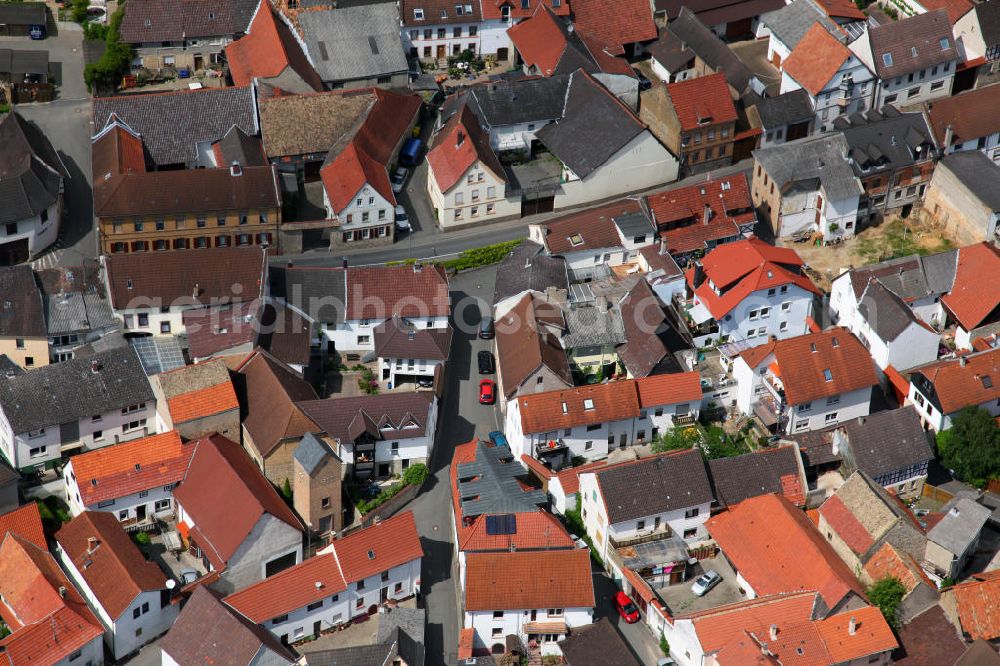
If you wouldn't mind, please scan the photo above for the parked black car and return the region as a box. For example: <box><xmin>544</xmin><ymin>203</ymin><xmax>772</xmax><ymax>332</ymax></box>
<box><xmin>477</xmin><ymin>350</ymin><xmax>495</xmax><ymax>374</ymax></box>
<box><xmin>479</xmin><ymin>315</ymin><xmax>495</xmax><ymax>339</ymax></box>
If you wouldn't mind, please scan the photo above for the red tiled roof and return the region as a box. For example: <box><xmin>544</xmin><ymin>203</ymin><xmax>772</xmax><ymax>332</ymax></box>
<box><xmin>940</xmin><ymin>243</ymin><xmax>1000</xmax><ymax>330</ymax></box>
<box><xmin>0</xmin><ymin>533</ymin><xmax>104</xmax><ymax>664</ymax></box>
<box><xmin>168</xmin><ymin>381</ymin><xmax>239</xmax><ymax>423</ymax></box>
<box><xmin>742</xmin><ymin>328</ymin><xmax>878</xmax><ymax>406</ymax></box>
<box><xmin>56</xmin><ymin>511</ymin><xmax>168</xmax><ymax>618</ymax></box>
<box><xmin>321</xmin><ymin>141</ymin><xmax>396</xmax><ymax>212</ymax></box>
<box><xmin>665</xmin><ymin>72</ymin><xmax>737</xmax><ymax>132</ymax></box>
<box><xmin>706</xmin><ymin>494</ymin><xmax>867</xmax><ymax>609</ymax></box>
<box><xmin>918</xmin><ymin>0</ymin><xmax>973</xmax><ymax>23</ymax></box>
<box><xmin>345</xmin><ymin>264</ymin><xmax>450</xmax><ymax>320</ymax></box>
<box><xmin>173</xmin><ymin>434</ymin><xmax>302</xmax><ymax>566</ymax></box>
<box><xmin>814</xmin><ymin>0</ymin><xmax>866</xmax><ymax>19</ymax></box>
<box><xmin>782</xmin><ymin>24</ymin><xmax>853</xmax><ymax>96</ymax></box>
<box><xmin>569</xmin><ymin>0</ymin><xmax>656</xmax><ymax>54</ymax></box>
<box><xmin>182</xmin><ymin>299</ymin><xmax>259</xmax><ymax>359</ymax></box>
<box><xmin>819</xmin><ymin>493</ymin><xmax>875</xmax><ymax>555</ymax></box>
<box><xmin>482</xmin><ymin>0</ymin><xmax>569</xmax><ymax>20</ymax></box>
<box><xmin>0</xmin><ymin>504</ymin><xmax>45</xmax><ymax>550</ymax></box>
<box><xmin>647</xmin><ymin>175</ymin><xmax>754</xmax><ymax>255</ymax></box>
<box><xmin>464</xmin><ymin>549</ymin><xmax>595</xmax><ymax>611</ymax></box>
<box><xmin>862</xmin><ymin>542</ymin><xmax>934</xmax><ymax>594</ymax></box>
<box><xmin>688</xmin><ymin>236</ymin><xmax>820</xmax><ymax>319</ymax></box>
<box><xmin>541</xmin><ymin>198</ymin><xmax>641</xmax><ymax>253</ymax></box>
<box><xmin>927</xmin><ymin>85</ymin><xmax>1000</xmax><ymax>146</ymax></box>
<box><xmin>691</xmin><ymin>592</ymin><xmax>820</xmax><ymax>656</ymax></box>
<box><xmin>779</xmin><ymin>473</ymin><xmax>806</xmax><ymax>507</ymax></box>
<box><xmin>554</xmin><ymin>459</ymin><xmax>614</xmax><ymax>495</ymax></box>
<box><xmin>69</xmin><ymin>431</ymin><xmax>193</xmax><ymax>508</ymax></box>
<box><xmin>517</xmin><ymin>381</ymin><xmax>640</xmax><ymax>433</ymax></box>
<box><xmin>225</xmin><ymin>1</ymin><xmax>322</xmax><ymax>91</ymax></box>
<box><xmin>911</xmin><ymin>347</ymin><xmax>1000</xmax><ymax>414</ymax></box>
<box><xmin>948</xmin><ymin>569</ymin><xmax>1000</xmax><ymax>641</ymax></box>
<box><xmin>330</xmin><ymin>511</ymin><xmax>422</xmax><ymax>584</ymax></box>
<box><xmin>815</xmin><ymin>606</ymin><xmax>899</xmax><ymax>662</ymax></box>
<box><xmin>634</xmin><ymin>372</ymin><xmax>703</xmax><ymax>407</ymax></box>
<box><xmin>508</xmin><ymin>5</ymin><xmax>569</xmax><ymax>76</ymax></box>
<box><xmin>224</xmin><ymin>552</ymin><xmax>346</xmax><ymax>623</ymax></box>
<box><xmin>91</xmin><ymin>120</ymin><xmax>146</xmax><ymax>179</ymax></box>
<box><xmin>427</xmin><ymin>104</ymin><xmax>505</xmax><ymax>193</ymax></box>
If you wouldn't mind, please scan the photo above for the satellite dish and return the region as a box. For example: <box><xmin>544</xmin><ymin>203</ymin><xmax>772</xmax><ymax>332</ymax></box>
<box><xmin>166</xmin><ymin>579</ymin><xmax>177</xmax><ymax>590</ymax></box>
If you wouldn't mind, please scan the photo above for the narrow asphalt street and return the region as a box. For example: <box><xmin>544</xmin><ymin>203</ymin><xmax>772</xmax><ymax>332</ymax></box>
<box><xmin>593</xmin><ymin>572</ymin><xmax>665</xmax><ymax>665</ymax></box>
<box><xmin>407</xmin><ymin>265</ymin><xmax>500</xmax><ymax>665</ymax></box>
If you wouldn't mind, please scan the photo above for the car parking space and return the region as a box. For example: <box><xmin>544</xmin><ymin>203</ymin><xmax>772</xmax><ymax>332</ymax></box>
<box><xmin>654</xmin><ymin>555</ymin><xmax>745</xmax><ymax>616</ymax></box>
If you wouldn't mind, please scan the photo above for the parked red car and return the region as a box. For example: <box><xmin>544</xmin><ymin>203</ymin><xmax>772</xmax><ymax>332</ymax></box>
<box><xmin>614</xmin><ymin>591</ymin><xmax>640</xmax><ymax>623</ymax></box>
<box><xmin>479</xmin><ymin>379</ymin><xmax>496</xmax><ymax>405</ymax></box>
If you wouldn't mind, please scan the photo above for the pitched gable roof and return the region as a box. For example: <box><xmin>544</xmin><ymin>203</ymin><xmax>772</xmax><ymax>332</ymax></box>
<box><xmin>569</xmin><ymin>0</ymin><xmax>656</xmax><ymax>54</ymax></box>
<box><xmin>172</xmin><ymin>434</ymin><xmax>302</xmax><ymax>568</ymax></box>
<box><xmin>910</xmin><ymin>346</ymin><xmax>1000</xmax><ymax>414</ymax></box>
<box><xmin>708</xmin><ymin>445</ymin><xmax>806</xmax><ymax>508</ymax></box>
<box><xmin>345</xmin><ymin>263</ymin><xmax>450</xmax><ymax>320</ymax></box>
<box><xmin>947</xmin><ymin>570</ymin><xmax>1000</xmax><ymax>641</ymax></box>
<box><xmin>235</xmin><ymin>350</ymin><xmax>318</xmax><ymax>457</ymax></box>
<box><xmin>707</xmin><ymin>493</ymin><xmax>867</xmax><ymax>610</ymax></box>
<box><xmin>868</xmin><ymin>9</ymin><xmax>956</xmax><ymax>78</ymax></box>
<box><xmin>940</xmin><ymin>242</ymin><xmax>1000</xmax><ymax>331</ymax></box>
<box><xmin>225</xmin><ymin>1</ymin><xmax>322</xmax><ymax>91</ymax></box>
<box><xmin>0</xmin><ymin>504</ymin><xmax>45</xmax><ymax>550</ymax></box>
<box><xmin>539</xmin><ymin>198</ymin><xmax>641</xmax><ymax>253</ymax></box>
<box><xmin>782</xmin><ymin>23</ymin><xmax>854</xmax><ymax>96</ymax></box>
<box><xmin>298</xmin><ymin>392</ymin><xmax>433</xmax><ymax>443</ymax></box>
<box><xmin>119</xmin><ymin>0</ymin><xmax>257</xmax><ymax>42</ymax></box>
<box><xmin>56</xmin><ymin>511</ymin><xmax>168</xmax><ymax>618</ymax></box>
<box><xmin>0</xmin><ymin>265</ymin><xmax>46</xmax><ymax>339</ymax></box>
<box><xmin>428</xmin><ymin>104</ymin><xmax>505</xmax><ymax>193</ymax></box>
<box><xmin>224</xmin><ymin>552</ymin><xmax>347</xmax><ymax>623</ymax></box>
<box><xmin>495</xmin><ymin>293</ymin><xmax>572</xmax><ymax>399</ymax></box>
<box><xmin>595</xmin><ymin>448</ymin><xmax>713</xmax><ymax>523</ymax></box>
<box><xmin>464</xmin><ymin>549</ymin><xmax>595</xmax><ymax>611</ymax></box>
<box><xmin>508</xmin><ymin>5</ymin><xmax>634</xmax><ymax>77</ymax></box>
<box><xmin>665</xmin><ymin>72</ymin><xmax>738</xmax><ymax>131</ymax></box>
<box><xmin>646</xmin><ymin>174</ymin><xmax>754</xmax><ymax>255</ymax></box>
<box><xmin>328</xmin><ymin>511</ymin><xmax>422</xmax><ymax>583</ymax></box>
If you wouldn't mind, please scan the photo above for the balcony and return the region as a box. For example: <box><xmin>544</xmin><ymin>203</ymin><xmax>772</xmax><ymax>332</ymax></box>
<box><xmin>609</xmin><ymin>525</ymin><xmax>673</xmax><ymax>550</ymax></box>
<box><xmin>535</xmin><ymin>439</ymin><xmax>569</xmax><ymax>457</ymax></box>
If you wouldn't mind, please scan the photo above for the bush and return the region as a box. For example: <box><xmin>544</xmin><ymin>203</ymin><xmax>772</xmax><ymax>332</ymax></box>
<box><xmin>357</xmin><ymin>366</ymin><xmax>379</xmax><ymax>395</ymax></box>
<box><xmin>660</xmin><ymin>634</ymin><xmax>670</xmax><ymax>657</ymax></box>
<box><xmin>439</xmin><ymin>239</ymin><xmax>523</xmax><ymax>272</ymax></box>
<box><xmin>356</xmin><ymin>483</ymin><xmax>405</xmax><ymax>515</ymax></box>
<box><xmin>403</xmin><ymin>463</ymin><xmax>429</xmax><ymax>486</ymax></box>
<box><xmin>83</xmin><ymin>8</ymin><xmax>132</xmax><ymax>92</ymax></box>
<box><xmin>281</xmin><ymin>478</ymin><xmax>293</xmax><ymax>500</ymax></box>
<box><xmin>133</xmin><ymin>531</ymin><xmax>152</xmax><ymax>546</ymax></box>
<box><xmin>936</xmin><ymin>406</ymin><xmax>1000</xmax><ymax>488</ymax></box>
<box><xmin>651</xmin><ymin>425</ymin><xmax>698</xmax><ymax>453</ymax></box>
<box><xmin>70</xmin><ymin>0</ymin><xmax>89</xmax><ymax>23</ymax></box>
<box><xmin>868</xmin><ymin>576</ymin><xmax>906</xmax><ymax>628</ymax></box>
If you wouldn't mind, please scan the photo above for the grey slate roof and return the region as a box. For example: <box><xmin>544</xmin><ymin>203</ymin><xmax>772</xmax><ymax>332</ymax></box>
<box><xmin>0</xmin><ymin>356</ymin><xmax>24</xmax><ymax>378</ymax></box>
<box><xmin>837</xmin><ymin>109</ymin><xmax>935</xmax><ymax>176</ymax></box>
<box><xmin>562</xmin><ymin>306</ymin><xmax>627</xmax><ymax>348</ymax></box>
<box><xmin>269</xmin><ymin>266</ymin><xmax>346</xmax><ymax>325</ymax></box>
<box><xmin>841</xmin><ymin>407</ymin><xmax>933</xmax><ymax>479</ymax></box>
<box><xmin>616</xmin><ymin>279</ymin><xmax>675</xmax><ymax>378</ymax></box>
<box><xmin>92</xmin><ymin>87</ymin><xmax>257</xmax><ymax>167</ymax></box>
<box><xmin>667</xmin><ymin>8</ymin><xmax>753</xmax><ymax>92</ymax></box>
<box><xmin>846</xmin><ymin>250</ymin><xmax>957</xmax><ymax>300</ymax></box>
<box><xmin>857</xmin><ymin>279</ymin><xmax>920</xmax><ymax>342</ymax></box>
<box><xmin>452</xmin><ymin>75</ymin><xmax>571</xmax><ymax>128</ymax></box>
<box><xmin>939</xmin><ymin>151</ymin><xmax>1000</xmax><ymax>211</ymax></box>
<box><xmin>707</xmin><ymin>445</ymin><xmax>802</xmax><ymax>508</ymax></box>
<box><xmin>746</xmin><ymin>89</ymin><xmax>814</xmax><ymax>129</ymax></box>
<box><xmin>214</xmin><ymin>126</ymin><xmax>268</xmax><ymax>168</ymax></box>
<box><xmin>0</xmin><ymin>347</ymin><xmax>153</xmax><ymax>434</ymax></box>
<box><xmin>298</xmin><ymin>5</ymin><xmax>407</xmax><ymax>84</ymax></box>
<box><xmin>0</xmin><ymin>112</ymin><xmax>65</xmax><ymax>225</ymax></box>
<box><xmin>293</xmin><ymin>432</ymin><xmax>338</xmax><ymax>475</ymax></box>
<box><xmin>0</xmin><ymin>49</ymin><xmax>48</xmax><ymax>77</ymax></box>
<box><xmin>752</xmin><ymin>133</ymin><xmax>862</xmax><ymax>202</ymax></box>
<box><xmin>868</xmin><ymin>10</ymin><xmax>957</xmax><ymax>79</ymax></box>
<box><xmin>927</xmin><ymin>496</ymin><xmax>991</xmax><ymax>556</ymax></box>
<box><xmin>0</xmin><ymin>265</ymin><xmax>46</xmax><ymax>339</ymax></box>
<box><xmin>376</xmin><ymin>607</ymin><xmax>425</xmax><ymax>666</ymax></box>
<box><xmin>456</xmin><ymin>440</ymin><xmax>547</xmax><ymax>517</ymax></box>
<box><xmin>493</xmin><ymin>241</ymin><xmax>568</xmax><ymax>305</ymax></box>
<box><xmin>761</xmin><ymin>0</ymin><xmax>842</xmax><ymax>49</ymax></box>
<box><xmin>596</xmin><ymin>448</ymin><xmax>713</xmax><ymax>524</ymax></box>
<box><xmin>44</xmin><ymin>291</ymin><xmax>116</xmax><ymax>337</ymax></box>
<box><xmin>536</xmin><ymin>70</ymin><xmax>645</xmax><ymax>179</ymax></box>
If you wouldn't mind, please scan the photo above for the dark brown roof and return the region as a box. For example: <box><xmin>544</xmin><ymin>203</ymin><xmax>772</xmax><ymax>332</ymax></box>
<box><xmin>0</xmin><ymin>265</ymin><xmax>46</xmax><ymax>339</ymax></box>
<box><xmin>298</xmin><ymin>392</ymin><xmax>434</xmax><ymax>444</ymax></box>
<box><xmin>495</xmin><ymin>293</ymin><xmax>572</xmax><ymax>399</ymax></box>
<box><xmin>893</xmin><ymin>604</ymin><xmax>968</xmax><ymax>665</ymax></box>
<box><xmin>400</xmin><ymin>0</ymin><xmax>482</xmax><ymax>26</ymax></box>
<box><xmin>119</xmin><ymin>0</ymin><xmax>258</xmax><ymax>43</ymax></box>
<box><xmin>93</xmin><ymin>164</ymin><xmax>280</xmax><ymax>218</ymax></box>
<box><xmin>869</xmin><ymin>9</ymin><xmax>957</xmax><ymax>78</ymax></box>
<box><xmin>707</xmin><ymin>445</ymin><xmax>805</xmax><ymax>508</ymax></box>
<box><xmin>259</xmin><ymin>303</ymin><xmax>312</xmax><ymax>367</ymax></box>
<box><xmin>234</xmin><ymin>350</ymin><xmax>318</xmax><ymax>458</ymax></box>
<box><xmin>104</xmin><ymin>246</ymin><xmax>266</xmax><ymax>308</ymax></box>
<box><xmin>616</xmin><ymin>279</ymin><xmax>670</xmax><ymax>378</ymax></box>
<box><xmin>541</xmin><ymin>198</ymin><xmax>642</xmax><ymax>253</ymax></box>
<box><xmin>596</xmin><ymin>448</ymin><xmax>713</xmax><ymax>523</ymax></box>
<box><xmin>172</xmin><ymin>434</ymin><xmax>302</xmax><ymax>567</ymax></box>
<box><xmin>160</xmin><ymin>586</ymin><xmax>296</xmax><ymax>665</ymax></box>
<box><xmin>373</xmin><ymin>316</ymin><xmax>453</xmax><ymax>361</ymax></box>
<box><xmin>558</xmin><ymin>619</ymin><xmax>642</xmax><ymax>666</ymax></box>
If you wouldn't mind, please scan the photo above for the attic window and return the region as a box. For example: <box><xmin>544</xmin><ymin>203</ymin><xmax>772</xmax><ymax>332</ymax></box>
<box><xmin>583</xmin><ymin>399</ymin><xmax>595</xmax><ymax>410</ymax></box>
<box><xmin>455</xmin><ymin>4</ymin><xmax>464</xmax><ymax>14</ymax></box>
<box><xmin>568</xmin><ymin>234</ymin><xmax>584</xmax><ymax>247</ymax></box>
<box><xmin>126</xmin><ymin>279</ymin><xmax>133</xmax><ymax>290</ymax></box>
<box><xmin>831</xmin><ymin>337</ymin><xmax>839</xmax><ymax>347</ymax></box>
<box><xmin>911</xmin><ymin>46</ymin><xmax>918</xmax><ymax>58</ymax></box>
<box><xmin>940</xmin><ymin>37</ymin><xmax>950</xmax><ymax>50</ymax></box>
<box><xmin>562</xmin><ymin>402</ymin><xmax>568</xmax><ymax>414</ymax></box>
<box><xmin>810</xmin><ymin>343</ymin><xmax>817</xmax><ymax>353</ymax></box>
<box><xmin>367</xmin><ymin>549</ymin><xmax>376</xmax><ymax>560</ymax></box>
<box><xmin>91</xmin><ymin>479</ymin><xmax>97</xmax><ymax>487</ymax></box>
<box><xmin>318</xmin><ymin>41</ymin><xmax>329</xmax><ymax>61</ymax></box>
<box><xmin>521</xmin><ymin>0</ymin><xmax>529</xmax><ymax>8</ymax></box>
<box><xmin>134</xmin><ymin>463</ymin><xmax>141</xmax><ymax>472</ymax></box>
<box><xmin>982</xmin><ymin>375</ymin><xmax>993</xmax><ymax>389</ymax></box>
<box><xmin>144</xmin><ymin>18</ymin><xmax>151</xmax><ymax>27</ymax></box>
<box><xmin>208</xmin><ymin>11</ymin><xmax>215</xmax><ymax>19</ymax></box>
<box><xmin>882</xmin><ymin>53</ymin><xmax>893</xmax><ymax>67</ymax></box>
<box><xmin>823</xmin><ymin>369</ymin><xmax>833</xmax><ymax>382</ymax></box>
<box><xmin>413</xmin><ymin>7</ymin><xmax>424</xmax><ymax>19</ymax></box>
<box><xmin>721</xmin><ymin>180</ymin><xmax>731</xmax><ymax>191</ymax></box>
<box><xmin>440</xmin><ymin>8</ymin><xmax>447</xmax><ymax>18</ymax></box>
<box><xmin>465</xmin><ymin>3</ymin><xmax>473</xmax><ymax>10</ymax></box>
<box><xmin>2</xmin><ymin>301</ymin><xmax>9</xmax><ymax>309</ymax></box>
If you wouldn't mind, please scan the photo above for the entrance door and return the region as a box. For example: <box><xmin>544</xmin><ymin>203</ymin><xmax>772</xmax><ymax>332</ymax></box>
<box><xmin>530</xmin><ymin>610</ymin><xmax>537</xmax><ymax>621</ymax></box>
<box><xmin>313</xmin><ymin>620</ymin><xmax>322</xmax><ymax>637</ymax></box>
<box><xmin>380</xmin><ymin>587</ymin><xmax>389</xmax><ymax>603</ymax></box>
<box><xmin>436</xmin><ymin>45</ymin><xmax>446</xmax><ymax>59</ymax></box>
<box><xmin>619</xmin><ymin>434</ymin><xmax>627</xmax><ymax>449</ymax></box>
<box><xmin>378</xmin><ymin>463</ymin><xmax>390</xmax><ymax>477</ymax></box>
<box><xmin>136</xmin><ymin>505</ymin><xmax>147</xmax><ymax>522</ymax></box>
<box><xmin>194</xmin><ymin>55</ymin><xmax>204</xmax><ymax>70</ymax></box>
<box><xmin>497</xmin><ymin>47</ymin><xmax>509</xmax><ymax>61</ymax></box>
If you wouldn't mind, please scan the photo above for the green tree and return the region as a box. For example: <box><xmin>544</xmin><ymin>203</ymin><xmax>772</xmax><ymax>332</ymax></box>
<box><xmin>281</xmin><ymin>478</ymin><xmax>293</xmax><ymax>500</ymax></box>
<box><xmin>936</xmin><ymin>406</ymin><xmax>1000</xmax><ymax>487</ymax></box>
<box><xmin>83</xmin><ymin>8</ymin><xmax>132</xmax><ymax>92</ymax></box>
<box><xmin>403</xmin><ymin>463</ymin><xmax>429</xmax><ymax>486</ymax></box>
<box><xmin>660</xmin><ymin>633</ymin><xmax>670</xmax><ymax>657</ymax></box>
<box><xmin>868</xmin><ymin>576</ymin><xmax>906</xmax><ymax>628</ymax></box>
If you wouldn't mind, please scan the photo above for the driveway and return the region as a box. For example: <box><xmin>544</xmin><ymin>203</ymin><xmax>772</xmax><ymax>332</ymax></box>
<box><xmin>6</xmin><ymin>22</ymin><xmax>96</xmax><ymax>269</ymax></box>
<box><xmin>407</xmin><ymin>265</ymin><xmax>500</xmax><ymax>666</ymax></box>
<box><xmin>593</xmin><ymin>570</ymin><xmax>665</xmax><ymax>665</ymax></box>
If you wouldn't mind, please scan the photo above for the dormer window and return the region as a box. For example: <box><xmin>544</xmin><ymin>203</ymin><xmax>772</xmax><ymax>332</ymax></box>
<box><xmin>940</xmin><ymin>37</ymin><xmax>950</xmax><ymax>50</ymax></box>
<box><xmin>521</xmin><ymin>0</ymin><xmax>529</xmax><ymax>8</ymax></box>
<box><xmin>568</xmin><ymin>233</ymin><xmax>584</xmax><ymax>247</ymax></box>
<box><xmin>413</xmin><ymin>7</ymin><xmax>424</xmax><ymax>19</ymax></box>
<box><xmin>583</xmin><ymin>399</ymin><xmax>594</xmax><ymax>410</ymax></box>
<box><xmin>823</xmin><ymin>369</ymin><xmax>833</xmax><ymax>382</ymax></box>
<box><xmin>882</xmin><ymin>53</ymin><xmax>893</xmax><ymax>67</ymax></box>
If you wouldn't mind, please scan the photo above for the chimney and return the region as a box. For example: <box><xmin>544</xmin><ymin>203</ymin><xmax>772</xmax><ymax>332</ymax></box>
<box><xmin>944</xmin><ymin>123</ymin><xmax>954</xmax><ymax>148</ymax></box>
<box><xmin>87</xmin><ymin>536</ymin><xmax>99</xmax><ymax>555</ymax></box>
<box><xmin>192</xmin><ymin>283</ymin><xmax>200</xmax><ymax>299</ymax></box>
<box><xmin>456</xmin><ymin>130</ymin><xmax>465</xmax><ymax>148</ymax></box>
<box><xmin>703</xmin><ymin>204</ymin><xmax>713</xmax><ymax>225</ymax></box>
<box><xmin>692</xmin><ymin>262</ymin><xmax>706</xmax><ymax>289</ymax></box>
<box><xmin>848</xmin><ymin>616</ymin><xmax>857</xmax><ymax>636</ymax></box>
<box><xmin>769</xmin><ymin>624</ymin><xmax>778</xmax><ymax>641</ymax></box>
<box><xmin>230</xmin><ymin>163</ymin><xmax>243</xmax><ymax>177</ymax></box>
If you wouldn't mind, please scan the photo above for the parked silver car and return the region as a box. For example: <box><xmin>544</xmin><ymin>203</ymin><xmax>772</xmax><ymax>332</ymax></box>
<box><xmin>690</xmin><ymin>570</ymin><xmax>722</xmax><ymax>597</ymax></box>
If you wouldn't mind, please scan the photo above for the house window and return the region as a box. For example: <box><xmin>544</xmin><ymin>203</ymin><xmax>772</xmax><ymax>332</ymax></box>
<box><xmin>637</xmin><ymin>520</ymin><xmax>646</xmax><ymax>530</ymax></box>
<box><xmin>584</xmin><ymin>441</ymin><xmax>593</xmax><ymax>451</ymax></box>
<box><xmin>492</xmin><ymin>628</ymin><xmax>504</xmax><ymax>637</ymax></box>
<box><xmin>357</xmin><ymin>580</ymin><xmax>365</xmax><ymax>590</ymax></box>
<box><xmin>797</xmin><ymin>402</ymin><xmax>811</xmax><ymax>412</ymax></box>
<box><xmin>586</xmin><ymin>424</ymin><xmax>600</xmax><ymax>432</ymax></box>
<box><xmin>548</xmin><ymin>609</ymin><xmax>564</xmax><ymax>617</ymax></box>
<box><xmin>321</xmin><ymin>497</ymin><xmax>331</xmax><ymax>509</ymax></box>
<box><xmin>272</xmin><ymin>614</ymin><xmax>289</xmax><ymax>625</ymax></box>
<box><xmin>155</xmin><ymin>499</ymin><xmax>170</xmax><ymax>512</ymax></box>
<box><xmin>391</xmin><ymin>442</ymin><xmax>399</xmax><ymax>456</ymax></box>
<box><xmin>685</xmin><ymin>507</ymin><xmax>699</xmax><ymax>519</ymax></box>
<box><xmin>160</xmin><ymin>321</ymin><xmax>171</xmax><ymax>334</ymax></box>
<box><xmin>825</xmin><ymin>412</ymin><xmax>839</xmax><ymax>423</ymax></box>
<box><xmin>493</xmin><ymin>611</ymin><xmax>504</xmax><ymax>619</ymax></box>
<box><xmin>307</xmin><ymin>600</ymin><xmax>323</xmax><ymax>611</ymax></box>
<box><xmin>137</xmin><ymin>313</ymin><xmax>149</xmax><ymax>327</ymax></box>
<box><xmin>29</xmin><ymin>445</ymin><xmax>46</xmax><ymax>458</ymax></box>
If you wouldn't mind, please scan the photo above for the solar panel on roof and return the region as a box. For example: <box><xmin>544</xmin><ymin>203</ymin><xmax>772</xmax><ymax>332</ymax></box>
<box><xmin>485</xmin><ymin>514</ymin><xmax>517</xmax><ymax>535</ymax></box>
